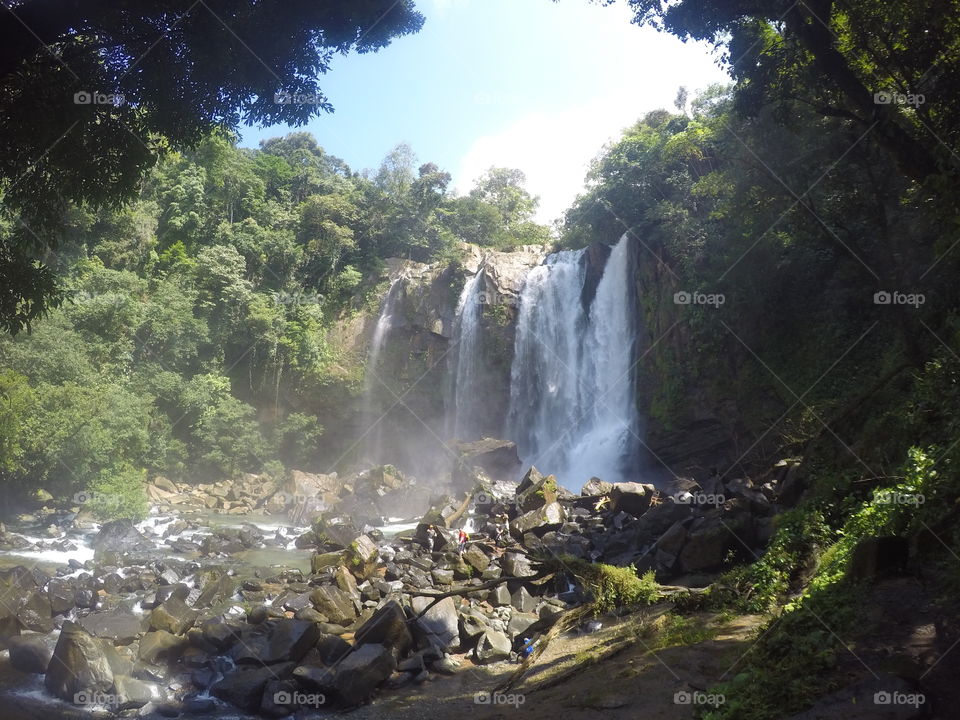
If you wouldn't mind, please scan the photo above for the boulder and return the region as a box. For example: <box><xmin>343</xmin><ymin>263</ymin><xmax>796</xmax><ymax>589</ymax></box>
<box><xmin>44</xmin><ymin>621</ymin><xmax>114</xmax><ymax>702</ymax></box>
<box><xmin>230</xmin><ymin>619</ymin><xmax>321</xmax><ymax>665</ymax></box>
<box><xmin>92</xmin><ymin>519</ymin><xmax>153</xmax><ymax>558</ymax></box>
<box><xmin>503</xmin><ymin>552</ymin><xmax>537</xmax><ymax>578</ymax></box>
<box><xmin>138</xmin><ymin>630</ymin><xmax>189</xmax><ymax>664</ymax></box>
<box><xmin>461</xmin><ymin>545</ymin><xmax>490</xmax><ymax>573</ymax></box>
<box><xmin>114</xmin><ymin>674</ymin><xmax>154</xmax><ymax>709</ymax></box>
<box><xmin>411</xmin><ymin>596</ymin><xmax>459</xmax><ymax>650</ymax></box>
<box><xmin>310</xmin><ymin>585</ymin><xmax>357</xmax><ymax>626</ymax></box>
<box><xmin>679</xmin><ymin>517</ymin><xmax>730</xmax><ymax>572</ymax></box>
<box><xmin>510</xmin><ymin>586</ymin><xmax>536</xmax><ymax>614</ymax></box>
<box><xmin>201</xmin><ymin>618</ymin><xmax>242</xmax><ymax>651</ymax></box>
<box><xmin>581</xmin><ymin>477</ymin><xmax>613</xmax><ymax>496</ymax></box>
<box><xmin>311</xmin><ymin>550</ymin><xmax>345</xmax><ymax>574</ymax></box>
<box><xmin>516</xmin><ymin>470</ymin><xmax>559</xmax><ymax>513</ymax></box>
<box><xmin>78</xmin><ymin>607</ymin><xmax>143</xmax><ymax>645</ymax></box>
<box><xmin>148</xmin><ymin>596</ymin><xmax>198</xmax><ymax>635</ymax></box>
<box><xmin>473</xmin><ymin>629</ymin><xmax>511</xmax><ymax>664</ymax></box>
<box><xmin>8</xmin><ymin>633</ymin><xmax>56</xmax><ymax>673</ymax></box>
<box><xmin>510</xmin><ymin>501</ymin><xmax>565</xmax><ymax>536</ymax></box>
<box><xmin>331</xmin><ymin>643</ymin><xmax>396</xmax><ymax>706</ymax></box>
<box><xmin>354</xmin><ymin>600</ymin><xmax>413</xmax><ymax>661</ymax></box>
<box><xmin>609</xmin><ymin>482</ymin><xmax>656</xmax><ymax>517</ymax></box>
<box><xmin>211</xmin><ymin>663</ymin><xmax>294</xmax><ymax>712</ymax></box>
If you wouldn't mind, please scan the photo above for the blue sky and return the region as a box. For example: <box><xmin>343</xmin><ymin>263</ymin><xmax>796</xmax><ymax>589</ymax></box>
<box><xmin>239</xmin><ymin>0</ymin><xmax>730</xmax><ymax>223</ymax></box>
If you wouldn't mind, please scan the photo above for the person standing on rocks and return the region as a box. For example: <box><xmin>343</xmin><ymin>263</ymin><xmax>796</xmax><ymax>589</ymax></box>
<box><xmin>457</xmin><ymin>528</ymin><xmax>468</xmax><ymax>554</ymax></box>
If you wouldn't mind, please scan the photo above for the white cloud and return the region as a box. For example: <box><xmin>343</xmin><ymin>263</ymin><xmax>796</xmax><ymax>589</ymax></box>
<box><xmin>456</xmin><ymin>29</ymin><xmax>729</xmax><ymax>225</ymax></box>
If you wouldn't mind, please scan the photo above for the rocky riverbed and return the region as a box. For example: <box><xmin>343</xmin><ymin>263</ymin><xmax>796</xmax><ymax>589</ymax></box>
<box><xmin>0</xmin><ymin>440</ymin><xmax>795</xmax><ymax>718</ymax></box>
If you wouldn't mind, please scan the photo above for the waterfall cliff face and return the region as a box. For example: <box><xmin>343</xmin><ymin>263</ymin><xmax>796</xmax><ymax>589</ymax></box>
<box><xmin>507</xmin><ymin>235</ymin><xmax>639</xmax><ymax>488</ymax></box>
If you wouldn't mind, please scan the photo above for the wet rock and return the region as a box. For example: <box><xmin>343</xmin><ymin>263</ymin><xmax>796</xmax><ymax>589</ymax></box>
<box><xmin>8</xmin><ymin>633</ymin><xmax>56</xmax><ymax>673</ymax></box>
<box><xmin>44</xmin><ymin>620</ymin><xmax>114</xmax><ymax>702</ymax></box>
<box><xmin>114</xmin><ymin>674</ymin><xmax>154</xmax><ymax>709</ymax></box>
<box><xmin>310</xmin><ymin>585</ymin><xmax>357</xmax><ymax>626</ymax></box>
<box><xmin>310</xmin><ymin>550</ymin><xmax>345</xmax><ymax>574</ymax></box>
<box><xmin>230</xmin><ymin>619</ymin><xmax>321</xmax><ymax>665</ymax></box>
<box><xmin>148</xmin><ymin>596</ymin><xmax>198</xmax><ymax>635</ymax></box>
<box><xmin>473</xmin><ymin>629</ymin><xmax>511</xmax><ymax>664</ymax></box>
<box><xmin>17</xmin><ymin>590</ymin><xmax>53</xmax><ymax>632</ymax></box>
<box><xmin>78</xmin><ymin>607</ymin><xmax>143</xmax><ymax>645</ymax></box>
<box><xmin>47</xmin><ymin>577</ymin><xmax>77</xmax><ymax>614</ymax></box>
<box><xmin>93</xmin><ymin>519</ymin><xmax>153</xmax><ymax>558</ymax></box>
<box><xmin>313</xmin><ymin>516</ymin><xmax>360</xmax><ymax>549</ymax></box>
<box><xmin>354</xmin><ymin>600</ymin><xmax>413</xmax><ymax>661</ymax></box>
<box><xmin>138</xmin><ymin>630</ymin><xmax>189</xmax><ymax>664</ymax></box>
<box><xmin>211</xmin><ymin>662</ymin><xmax>294</xmax><ymax>712</ymax></box>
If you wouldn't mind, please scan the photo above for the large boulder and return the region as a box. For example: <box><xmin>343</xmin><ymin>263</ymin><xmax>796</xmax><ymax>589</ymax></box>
<box><xmin>353</xmin><ymin>600</ymin><xmax>413</xmax><ymax>661</ymax></box>
<box><xmin>502</xmin><ymin>552</ymin><xmax>537</xmax><ymax>578</ymax></box>
<box><xmin>8</xmin><ymin>633</ymin><xmax>56</xmax><ymax>673</ymax></box>
<box><xmin>211</xmin><ymin>663</ymin><xmax>294</xmax><ymax>712</ymax></box>
<box><xmin>516</xmin><ymin>468</ymin><xmax>559</xmax><ymax>512</ymax></box>
<box><xmin>138</xmin><ymin>630</ymin><xmax>189</xmax><ymax>664</ymax></box>
<box><xmin>310</xmin><ymin>585</ymin><xmax>357</xmax><ymax>626</ymax></box>
<box><xmin>411</xmin><ymin>596</ymin><xmax>459</xmax><ymax>650</ymax></box>
<box><xmin>78</xmin><ymin>607</ymin><xmax>143</xmax><ymax>646</ymax></box>
<box><xmin>473</xmin><ymin>629</ymin><xmax>511</xmax><ymax>664</ymax></box>
<box><xmin>92</xmin><ymin>519</ymin><xmax>153</xmax><ymax>558</ymax></box>
<box><xmin>148</xmin><ymin>596</ymin><xmax>198</xmax><ymax>635</ymax></box>
<box><xmin>230</xmin><ymin>619</ymin><xmax>321</xmax><ymax>665</ymax></box>
<box><xmin>510</xmin><ymin>501</ymin><xmax>565</xmax><ymax>537</ymax></box>
<box><xmin>331</xmin><ymin>643</ymin><xmax>396</xmax><ymax>706</ymax></box>
<box><xmin>609</xmin><ymin>482</ymin><xmax>656</xmax><ymax>517</ymax></box>
<box><xmin>44</xmin><ymin>621</ymin><xmax>114</xmax><ymax>702</ymax></box>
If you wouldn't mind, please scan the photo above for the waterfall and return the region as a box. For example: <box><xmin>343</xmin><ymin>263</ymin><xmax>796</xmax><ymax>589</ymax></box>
<box><xmin>507</xmin><ymin>235</ymin><xmax>638</xmax><ymax>488</ymax></box>
<box><xmin>446</xmin><ymin>272</ymin><xmax>486</xmax><ymax>440</ymax></box>
<box><xmin>362</xmin><ymin>278</ymin><xmax>404</xmax><ymax>464</ymax></box>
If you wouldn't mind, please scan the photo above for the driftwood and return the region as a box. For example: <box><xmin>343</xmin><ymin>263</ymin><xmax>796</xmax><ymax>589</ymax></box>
<box><xmin>443</xmin><ymin>493</ymin><xmax>473</xmax><ymax>528</ymax></box>
<box><xmin>408</xmin><ymin>570</ymin><xmax>554</xmax><ymax>620</ymax></box>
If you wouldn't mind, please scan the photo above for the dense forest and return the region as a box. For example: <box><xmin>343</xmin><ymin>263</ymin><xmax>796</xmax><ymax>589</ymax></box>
<box><xmin>0</xmin><ymin>131</ymin><xmax>550</xmax><ymax>517</ymax></box>
<box><xmin>1</xmin><ymin>0</ymin><xmax>960</xmax><ymax>719</ymax></box>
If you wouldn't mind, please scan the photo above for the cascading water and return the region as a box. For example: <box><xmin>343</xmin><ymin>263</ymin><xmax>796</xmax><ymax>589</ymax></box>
<box><xmin>446</xmin><ymin>271</ymin><xmax>485</xmax><ymax>439</ymax></box>
<box><xmin>507</xmin><ymin>234</ymin><xmax>639</xmax><ymax>488</ymax></box>
<box><xmin>362</xmin><ymin>277</ymin><xmax>404</xmax><ymax>464</ymax></box>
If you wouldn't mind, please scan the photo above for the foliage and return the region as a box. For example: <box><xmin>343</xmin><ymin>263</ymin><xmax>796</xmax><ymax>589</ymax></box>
<box><xmin>85</xmin><ymin>465</ymin><xmax>149</xmax><ymax>522</ymax></box>
<box><xmin>559</xmin><ymin>556</ymin><xmax>660</xmax><ymax>612</ymax></box>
